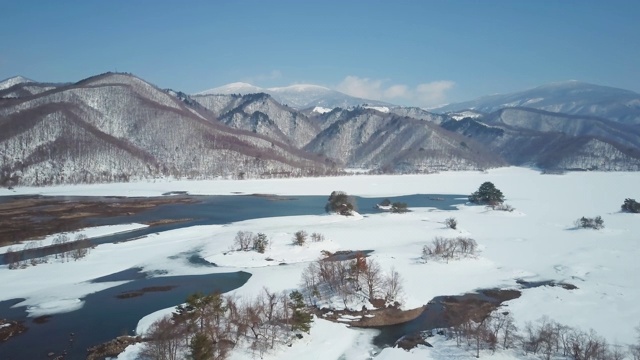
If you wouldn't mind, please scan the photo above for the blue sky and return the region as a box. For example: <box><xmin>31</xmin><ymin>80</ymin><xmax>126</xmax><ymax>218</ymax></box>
<box><xmin>1</xmin><ymin>0</ymin><xmax>638</xmax><ymax>106</ymax></box>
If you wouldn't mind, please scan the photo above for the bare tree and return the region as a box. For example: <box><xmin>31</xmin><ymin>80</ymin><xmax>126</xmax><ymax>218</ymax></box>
<box><xmin>140</xmin><ymin>316</ymin><xmax>183</xmax><ymax>360</ymax></box>
<box><xmin>234</xmin><ymin>231</ymin><xmax>253</xmax><ymax>251</ymax></box>
<box><xmin>300</xmin><ymin>262</ymin><xmax>320</xmax><ymax>304</ymax></box>
<box><xmin>383</xmin><ymin>267</ymin><xmax>403</xmax><ymax>304</ymax></box>
<box><xmin>311</xmin><ymin>232</ymin><xmax>325</xmax><ymax>242</ymax></box>
<box><xmin>362</xmin><ymin>259</ymin><xmax>383</xmax><ymax>301</ymax></box>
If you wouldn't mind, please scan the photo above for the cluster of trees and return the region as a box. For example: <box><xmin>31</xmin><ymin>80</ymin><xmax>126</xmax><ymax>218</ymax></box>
<box><xmin>300</xmin><ymin>255</ymin><xmax>403</xmax><ymax>308</ymax></box>
<box><xmin>325</xmin><ymin>191</ymin><xmax>357</xmax><ymax>216</ymax></box>
<box><xmin>4</xmin><ymin>233</ymin><xmax>93</xmax><ymax>269</ymax></box>
<box><xmin>234</xmin><ymin>231</ymin><xmax>269</xmax><ymax>254</ymax></box>
<box><xmin>422</xmin><ymin>236</ymin><xmax>478</xmax><ymax>263</ymax></box>
<box><xmin>469</xmin><ymin>182</ymin><xmax>505</xmax><ymax>205</ymax></box>
<box><xmin>291</xmin><ymin>231</ymin><xmax>325</xmax><ymax>246</ymax></box>
<box><xmin>444</xmin><ymin>312</ymin><xmax>640</xmax><ymax>360</ymax></box>
<box><xmin>622</xmin><ymin>198</ymin><xmax>640</xmax><ymax>213</ymax></box>
<box><xmin>575</xmin><ymin>216</ymin><xmax>605</xmax><ymax>230</ymax></box>
<box><xmin>141</xmin><ymin>289</ymin><xmax>313</xmax><ymax>360</ymax></box>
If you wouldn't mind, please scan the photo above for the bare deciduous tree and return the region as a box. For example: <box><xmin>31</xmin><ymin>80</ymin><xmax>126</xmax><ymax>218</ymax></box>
<box><xmin>383</xmin><ymin>267</ymin><xmax>403</xmax><ymax>304</ymax></box>
<box><xmin>234</xmin><ymin>231</ymin><xmax>253</xmax><ymax>251</ymax></box>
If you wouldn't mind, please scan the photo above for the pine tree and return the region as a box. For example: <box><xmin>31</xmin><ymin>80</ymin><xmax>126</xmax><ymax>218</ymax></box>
<box><xmin>469</xmin><ymin>182</ymin><xmax>505</xmax><ymax>204</ymax></box>
<box><xmin>622</xmin><ymin>198</ymin><xmax>640</xmax><ymax>213</ymax></box>
<box><xmin>189</xmin><ymin>332</ymin><xmax>213</xmax><ymax>360</ymax></box>
<box><xmin>289</xmin><ymin>290</ymin><xmax>313</xmax><ymax>333</ymax></box>
<box><xmin>325</xmin><ymin>191</ymin><xmax>356</xmax><ymax>215</ymax></box>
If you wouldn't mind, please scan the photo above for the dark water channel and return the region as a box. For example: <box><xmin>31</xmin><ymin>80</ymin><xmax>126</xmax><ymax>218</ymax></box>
<box><xmin>0</xmin><ymin>193</ymin><xmax>466</xmax><ymax>358</ymax></box>
<box><xmin>87</xmin><ymin>193</ymin><xmax>465</xmax><ymax>244</ymax></box>
<box><xmin>3</xmin><ymin>194</ymin><xmax>466</xmax><ymax>263</ymax></box>
<box><xmin>0</xmin><ymin>271</ymin><xmax>251</xmax><ymax>360</ymax></box>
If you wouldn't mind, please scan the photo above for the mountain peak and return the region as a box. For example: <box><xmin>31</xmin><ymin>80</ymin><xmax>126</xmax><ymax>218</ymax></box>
<box><xmin>0</xmin><ymin>75</ymin><xmax>34</xmax><ymax>91</ymax></box>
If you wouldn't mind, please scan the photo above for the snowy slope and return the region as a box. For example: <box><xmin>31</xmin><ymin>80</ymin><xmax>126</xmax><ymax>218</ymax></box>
<box><xmin>432</xmin><ymin>80</ymin><xmax>640</xmax><ymax>125</ymax></box>
<box><xmin>0</xmin><ymin>75</ymin><xmax>34</xmax><ymax>91</ymax></box>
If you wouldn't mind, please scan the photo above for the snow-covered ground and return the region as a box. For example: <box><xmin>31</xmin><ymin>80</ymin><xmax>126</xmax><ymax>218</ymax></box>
<box><xmin>1</xmin><ymin>167</ymin><xmax>639</xmax><ymax>359</ymax></box>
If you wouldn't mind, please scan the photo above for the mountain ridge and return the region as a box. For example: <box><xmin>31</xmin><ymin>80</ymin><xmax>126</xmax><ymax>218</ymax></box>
<box><xmin>431</xmin><ymin>80</ymin><xmax>640</xmax><ymax>125</ymax></box>
<box><xmin>196</xmin><ymin>82</ymin><xmax>392</xmax><ymax>109</ymax></box>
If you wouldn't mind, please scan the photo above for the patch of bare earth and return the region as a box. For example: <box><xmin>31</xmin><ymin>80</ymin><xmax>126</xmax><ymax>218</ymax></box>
<box><xmin>0</xmin><ymin>319</ymin><xmax>27</xmax><ymax>342</ymax></box>
<box><xmin>86</xmin><ymin>335</ymin><xmax>144</xmax><ymax>360</ymax></box>
<box><xmin>0</xmin><ymin>196</ymin><xmax>196</xmax><ymax>247</ymax></box>
<box><xmin>313</xmin><ymin>304</ymin><xmax>426</xmax><ymax>327</ymax></box>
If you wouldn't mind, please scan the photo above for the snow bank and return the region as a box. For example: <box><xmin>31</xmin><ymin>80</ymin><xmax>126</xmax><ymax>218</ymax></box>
<box><xmin>26</xmin><ymin>298</ymin><xmax>84</xmax><ymax>317</ymax></box>
<box><xmin>227</xmin><ymin>317</ymin><xmax>377</xmax><ymax>360</ymax></box>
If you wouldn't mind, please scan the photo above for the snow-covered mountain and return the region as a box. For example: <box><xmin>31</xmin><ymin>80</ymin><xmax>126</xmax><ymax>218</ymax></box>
<box><xmin>442</xmin><ymin>110</ymin><xmax>640</xmax><ymax>171</ymax></box>
<box><xmin>0</xmin><ymin>76</ymin><xmax>34</xmax><ymax>91</ymax></box>
<box><xmin>0</xmin><ymin>73</ymin><xmax>337</xmax><ymax>186</ymax></box>
<box><xmin>304</xmin><ymin>107</ymin><xmax>506</xmax><ymax>172</ymax></box>
<box><xmin>432</xmin><ymin>81</ymin><xmax>640</xmax><ymax>125</ymax></box>
<box><xmin>2</xmin><ymin>71</ymin><xmax>639</xmax><ymax>187</ymax></box>
<box><xmin>192</xmin><ymin>93</ymin><xmax>320</xmax><ymax>148</ymax></box>
<box><xmin>197</xmin><ymin>82</ymin><xmax>393</xmax><ymax>110</ymax></box>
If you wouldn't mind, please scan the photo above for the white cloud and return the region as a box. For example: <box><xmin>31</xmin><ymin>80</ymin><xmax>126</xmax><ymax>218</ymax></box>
<box><xmin>335</xmin><ymin>76</ymin><xmax>384</xmax><ymax>100</ymax></box>
<box><xmin>336</xmin><ymin>76</ymin><xmax>455</xmax><ymax>107</ymax></box>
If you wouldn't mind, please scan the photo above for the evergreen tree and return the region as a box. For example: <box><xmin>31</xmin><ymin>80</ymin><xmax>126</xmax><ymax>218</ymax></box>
<box><xmin>325</xmin><ymin>191</ymin><xmax>356</xmax><ymax>215</ymax></box>
<box><xmin>289</xmin><ymin>290</ymin><xmax>313</xmax><ymax>333</ymax></box>
<box><xmin>622</xmin><ymin>198</ymin><xmax>640</xmax><ymax>213</ymax></box>
<box><xmin>189</xmin><ymin>332</ymin><xmax>213</xmax><ymax>360</ymax></box>
<box><xmin>469</xmin><ymin>182</ymin><xmax>505</xmax><ymax>204</ymax></box>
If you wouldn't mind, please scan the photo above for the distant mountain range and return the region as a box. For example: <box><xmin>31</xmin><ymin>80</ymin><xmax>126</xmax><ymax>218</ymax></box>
<box><xmin>1</xmin><ymin>73</ymin><xmax>639</xmax><ymax>186</ymax></box>
<box><xmin>197</xmin><ymin>82</ymin><xmax>392</xmax><ymax>109</ymax></box>
<box><xmin>431</xmin><ymin>80</ymin><xmax>640</xmax><ymax>125</ymax></box>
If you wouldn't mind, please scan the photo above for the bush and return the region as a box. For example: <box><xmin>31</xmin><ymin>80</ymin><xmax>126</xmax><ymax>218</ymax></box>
<box><xmin>622</xmin><ymin>198</ymin><xmax>640</xmax><ymax>213</ymax></box>
<box><xmin>422</xmin><ymin>236</ymin><xmax>477</xmax><ymax>262</ymax></box>
<box><xmin>293</xmin><ymin>230</ymin><xmax>308</xmax><ymax>246</ymax></box>
<box><xmin>390</xmin><ymin>202</ymin><xmax>409</xmax><ymax>213</ymax></box>
<box><xmin>488</xmin><ymin>203</ymin><xmax>515</xmax><ymax>212</ymax></box>
<box><xmin>575</xmin><ymin>216</ymin><xmax>604</xmax><ymax>230</ymax></box>
<box><xmin>310</xmin><ymin>232</ymin><xmax>325</xmax><ymax>242</ymax></box>
<box><xmin>469</xmin><ymin>182</ymin><xmax>504</xmax><ymax>205</ymax></box>
<box><xmin>326</xmin><ymin>191</ymin><xmax>356</xmax><ymax>216</ymax></box>
<box><xmin>252</xmin><ymin>233</ymin><xmax>269</xmax><ymax>253</ymax></box>
<box><xmin>379</xmin><ymin>199</ymin><xmax>391</xmax><ymax>207</ymax></box>
<box><xmin>445</xmin><ymin>217</ymin><xmax>457</xmax><ymax>230</ymax></box>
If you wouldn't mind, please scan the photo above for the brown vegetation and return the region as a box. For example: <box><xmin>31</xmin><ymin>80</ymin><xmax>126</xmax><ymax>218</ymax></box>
<box><xmin>422</xmin><ymin>236</ymin><xmax>478</xmax><ymax>263</ymax></box>
<box><xmin>115</xmin><ymin>286</ymin><xmax>177</xmax><ymax>299</ymax></box>
<box><xmin>0</xmin><ymin>195</ymin><xmax>195</xmax><ymax>248</ymax></box>
<box><xmin>0</xmin><ymin>319</ymin><xmax>27</xmax><ymax>342</ymax></box>
<box><xmin>86</xmin><ymin>335</ymin><xmax>143</xmax><ymax>360</ymax></box>
<box><xmin>138</xmin><ymin>288</ymin><xmax>314</xmax><ymax>360</ymax></box>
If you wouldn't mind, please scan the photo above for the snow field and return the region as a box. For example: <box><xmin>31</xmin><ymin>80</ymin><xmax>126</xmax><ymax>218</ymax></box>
<box><xmin>1</xmin><ymin>167</ymin><xmax>639</xmax><ymax>359</ymax></box>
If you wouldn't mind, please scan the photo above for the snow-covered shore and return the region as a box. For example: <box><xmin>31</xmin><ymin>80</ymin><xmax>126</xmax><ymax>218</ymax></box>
<box><xmin>1</xmin><ymin>167</ymin><xmax>639</xmax><ymax>359</ymax></box>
